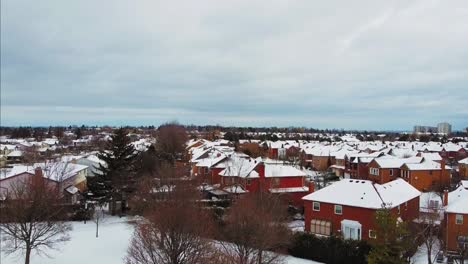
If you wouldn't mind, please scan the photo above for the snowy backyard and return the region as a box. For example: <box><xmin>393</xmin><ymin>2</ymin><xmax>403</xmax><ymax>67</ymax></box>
<box><xmin>1</xmin><ymin>217</ymin><xmax>321</xmax><ymax>264</ymax></box>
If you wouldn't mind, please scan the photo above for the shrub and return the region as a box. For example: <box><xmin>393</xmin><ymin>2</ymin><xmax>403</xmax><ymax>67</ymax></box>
<box><xmin>288</xmin><ymin>233</ymin><xmax>372</xmax><ymax>264</ymax></box>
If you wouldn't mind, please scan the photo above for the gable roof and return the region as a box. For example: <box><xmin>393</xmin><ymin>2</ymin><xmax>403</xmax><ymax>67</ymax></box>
<box><xmin>446</xmin><ymin>181</ymin><xmax>468</xmax><ymax>214</ymax></box>
<box><xmin>302</xmin><ymin>178</ymin><xmax>420</xmax><ymax>210</ymax></box>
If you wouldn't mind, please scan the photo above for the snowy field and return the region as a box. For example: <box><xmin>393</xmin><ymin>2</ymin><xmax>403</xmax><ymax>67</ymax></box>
<box><xmin>1</xmin><ymin>217</ymin><xmax>321</xmax><ymax>264</ymax></box>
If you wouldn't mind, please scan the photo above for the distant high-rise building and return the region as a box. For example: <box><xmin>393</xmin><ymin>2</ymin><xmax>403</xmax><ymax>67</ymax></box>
<box><xmin>413</xmin><ymin>125</ymin><xmax>437</xmax><ymax>134</ymax></box>
<box><xmin>437</xmin><ymin>122</ymin><xmax>452</xmax><ymax>135</ymax></box>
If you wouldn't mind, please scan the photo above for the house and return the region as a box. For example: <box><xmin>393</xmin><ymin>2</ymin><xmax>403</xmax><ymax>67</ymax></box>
<box><xmin>444</xmin><ymin>181</ymin><xmax>468</xmax><ymax>256</ymax></box>
<box><xmin>0</xmin><ymin>162</ymin><xmax>89</xmax><ymax>202</ymax></box>
<box><xmin>219</xmin><ymin>158</ymin><xmax>309</xmax><ymax>207</ymax></box>
<box><xmin>459</xmin><ymin>158</ymin><xmax>468</xmax><ymax>180</ymax></box>
<box><xmin>400</xmin><ymin>159</ymin><xmax>450</xmax><ymax>192</ymax></box>
<box><xmin>367</xmin><ymin>157</ymin><xmax>423</xmax><ymax>185</ymax></box>
<box><xmin>302</xmin><ymin>178</ymin><xmax>420</xmax><ymax>241</ymax></box>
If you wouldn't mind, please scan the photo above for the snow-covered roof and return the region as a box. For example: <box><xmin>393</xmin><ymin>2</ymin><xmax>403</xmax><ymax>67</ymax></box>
<box><xmin>403</xmin><ymin>160</ymin><xmax>448</xmax><ymax>171</ymax></box>
<box><xmin>33</xmin><ymin>162</ymin><xmax>88</xmax><ymax>182</ymax></box>
<box><xmin>417</xmin><ymin>152</ymin><xmax>442</xmax><ymax>161</ymax></box>
<box><xmin>269</xmin><ymin>186</ymin><xmax>309</xmax><ymax>193</ymax></box>
<box><xmin>219</xmin><ymin>158</ymin><xmax>259</xmax><ymax>178</ymax></box>
<box><xmin>264</xmin><ymin>164</ymin><xmax>306</xmax><ymax>178</ymax></box>
<box><xmin>0</xmin><ymin>165</ymin><xmax>33</xmax><ymax>180</ymax></box>
<box><xmin>446</xmin><ymin>182</ymin><xmax>468</xmax><ymax>214</ymax></box>
<box><xmin>223</xmin><ymin>185</ymin><xmax>249</xmax><ymax>194</ymax></box>
<box><xmin>372</xmin><ymin>157</ymin><xmax>423</xmax><ymax>169</ymax></box>
<box><xmin>302</xmin><ymin>178</ymin><xmax>420</xmax><ymax>209</ymax></box>
<box><xmin>459</xmin><ymin>157</ymin><xmax>468</xmax><ymax>165</ymax></box>
<box><xmin>6</xmin><ymin>150</ymin><xmax>23</xmax><ymax>157</ymax></box>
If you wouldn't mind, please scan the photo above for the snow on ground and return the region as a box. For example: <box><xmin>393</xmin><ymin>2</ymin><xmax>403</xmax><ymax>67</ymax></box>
<box><xmin>1</xmin><ymin>217</ymin><xmax>134</xmax><ymax>264</ymax></box>
<box><xmin>410</xmin><ymin>239</ymin><xmax>467</xmax><ymax>264</ymax></box>
<box><xmin>1</xmin><ymin>217</ymin><xmax>320</xmax><ymax>264</ymax></box>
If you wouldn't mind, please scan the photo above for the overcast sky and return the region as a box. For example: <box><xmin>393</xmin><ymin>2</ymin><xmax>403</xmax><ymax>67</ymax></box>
<box><xmin>1</xmin><ymin>0</ymin><xmax>467</xmax><ymax>130</ymax></box>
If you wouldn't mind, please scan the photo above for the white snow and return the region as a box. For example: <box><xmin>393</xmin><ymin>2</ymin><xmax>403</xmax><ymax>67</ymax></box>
<box><xmin>1</xmin><ymin>217</ymin><xmax>320</xmax><ymax>264</ymax></box>
<box><xmin>302</xmin><ymin>178</ymin><xmax>420</xmax><ymax>209</ymax></box>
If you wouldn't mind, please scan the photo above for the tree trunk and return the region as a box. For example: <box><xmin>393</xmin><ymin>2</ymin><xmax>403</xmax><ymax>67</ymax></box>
<box><xmin>25</xmin><ymin>247</ymin><xmax>31</xmax><ymax>264</ymax></box>
<box><xmin>96</xmin><ymin>220</ymin><xmax>99</xmax><ymax>238</ymax></box>
<box><xmin>257</xmin><ymin>249</ymin><xmax>263</xmax><ymax>264</ymax></box>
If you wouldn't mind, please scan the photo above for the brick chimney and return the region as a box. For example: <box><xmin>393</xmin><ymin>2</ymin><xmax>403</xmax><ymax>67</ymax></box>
<box><xmin>34</xmin><ymin>167</ymin><xmax>43</xmax><ymax>178</ymax></box>
<box><xmin>308</xmin><ymin>181</ymin><xmax>315</xmax><ymax>194</ymax></box>
<box><xmin>33</xmin><ymin>167</ymin><xmax>44</xmax><ymax>186</ymax></box>
<box><xmin>443</xmin><ymin>189</ymin><xmax>449</xmax><ymax>206</ymax></box>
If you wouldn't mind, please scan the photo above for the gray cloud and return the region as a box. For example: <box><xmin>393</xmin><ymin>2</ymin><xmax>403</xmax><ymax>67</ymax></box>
<box><xmin>1</xmin><ymin>0</ymin><xmax>467</xmax><ymax>130</ymax></box>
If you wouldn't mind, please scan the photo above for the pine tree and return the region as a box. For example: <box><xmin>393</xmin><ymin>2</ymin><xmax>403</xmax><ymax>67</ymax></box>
<box><xmin>86</xmin><ymin>128</ymin><xmax>137</xmax><ymax>215</ymax></box>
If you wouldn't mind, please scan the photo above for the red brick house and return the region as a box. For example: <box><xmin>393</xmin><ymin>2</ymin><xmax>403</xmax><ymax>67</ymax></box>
<box><xmin>444</xmin><ymin>181</ymin><xmax>468</xmax><ymax>256</ymax></box>
<box><xmin>459</xmin><ymin>158</ymin><xmax>468</xmax><ymax>180</ymax></box>
<box><xmin>219</xmin><ymin>158</ymin><xmax>308</xmax><ymax>207</ymax></box>
<box><xmin>367</xmin><ymin>157</ymin><xmax>423</xmax><ymax>184</ymax></box>
<box><xmin>400</xmin><ymin>159</ymin><xmax>450</xmax><ymax>192</ymax></box>
<box><xmin>302</xmin><ymin>178</ymin><xmax>420</xmax><ymax>241</ymax></box>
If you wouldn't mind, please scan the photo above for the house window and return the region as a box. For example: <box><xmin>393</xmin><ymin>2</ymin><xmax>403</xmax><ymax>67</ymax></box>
<box><xmin>456</xmin><ymin>214</ymin><xmax>464</xmax><ymax>225</ymax></box>
<box><xmin>389</xmin><ymin>169</ymin><xmax>393</xmax><ymax>176</ymax></box>
<box><xmin>397</xmin><ymin>205</ymin><xmax>401</xmax><ymax>215</ymax></box>
<box><xmin>313</xmin><ymin>202</ymin><xmax>320</xmax><ymax>211</ymax></box>
<box><xmin>370</xmin><ymin>168</ymin><xmax>379</xmax><ymax>176</ymax></box>
<box><xmin>369</xmin><ymin>230</ymin><xmax>377</xmax><ymax>239</ymax></box>
<box><xmin>429</xmin><ymin>200</ymin><xmax>439</xmax><ymax>209</ymax></box>
<box><xmin>341</xmin><ymin>220</ymin><xmax>362</xmax><ymax>240</ymax></box>
<box><xmin>246</xmin><ymin>179</ymin><xmax>251</xmax><ymax>186</ymax></box>
<box><xmin>335</xmin><ymin>205</ymin><xmax>343</xmax><ymax>215</ymax></box>
<box><xmin>310</xmin><ymin>219</ymin><xmax>331</xmax><ymax>236</ymax></box>
<box><xmin>272</xmin><ymin>178</ymin><xmax>280</xmax><ymax>187</ymax></box>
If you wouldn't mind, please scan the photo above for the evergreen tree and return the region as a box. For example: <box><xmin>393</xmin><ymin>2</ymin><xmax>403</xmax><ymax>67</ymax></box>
<box><xmin>86</xmin><ymin>128</ymin><xmax>137</xmax><ymax>215</ymax></box>
<box><xmin>368</xmin><ymin>207</ymin><xmax>414</xmax><ymax>264</ymax></box>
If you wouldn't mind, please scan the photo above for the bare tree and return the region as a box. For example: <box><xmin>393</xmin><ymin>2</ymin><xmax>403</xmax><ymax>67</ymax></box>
<box><xmin>125</xmin><ymin>181</ymin><xmax>218</xmax><ymax>264</ymax></box>
<box><xmin>415</xmin><ymin>194</ymin><xmax>443</xmax><ymax>264</ymax></box>
<box><xmin>0</xmin><ymin>175</ymin><xmax>72</xmax><ymax>264</ymax></box>
<box><xmin>155</xmin><ymin>122</ymin><xmax>188</xmax><ymax>163</ymax></box>
<box><xmin>220</xmin><ymin>192</ymin><xmax>291</xmax><ymax>264</ymax></box>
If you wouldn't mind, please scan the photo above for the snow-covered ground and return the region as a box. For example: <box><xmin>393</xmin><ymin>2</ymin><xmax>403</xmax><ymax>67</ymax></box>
<box><xmin>410</xmin><ymin>239</ymin><xmax>467</xmax><ymax>264</ymax></box>
<box><xmin>1</xmin><ymin>217</ymin><xmax>320</xmax><ymax>264</ymax></box>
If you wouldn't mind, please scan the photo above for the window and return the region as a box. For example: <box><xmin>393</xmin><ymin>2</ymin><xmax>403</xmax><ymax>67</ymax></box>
<box><xmin>397</xmin><ymin>205</ymin><xmax>401</xmax><ymax>214</ymax></box>
<box><xmin>429</xmin><ymin>200</ymin><xmax>439</xmax><ymax>209</ymax></box>
<box><xmin>335</xmin><ymin>205</ymin><xmax>343</xmax><ymax>215</ymax></box>
<box><xmin>369</xmin><ymin>230</ymin><xmax>377</xmax><ymax>239</ymax></box>
<box><xmin>341</xmin><ymin>220</ymin><xmax>362</xmax><ymax>240</ymax></box>
<box><xmin>272</xmin><ymin>178</ymin><xmax>280</xmax><ymax>187</ymax></box>
<box><xmin>370</xmin><ymin>168</ymin><xmax>379</xmax><ymax>176</ymax></box>
<box><xmin>458</xmin><ymin>236</ymin><xmax>468</xmax><ymax>249</ymax></box>
<box><xmin>246</xmin><ymin>179</ymin><xmax>251</xmax><ymax>186</ymax></box>
<box><xmin>389</xmin><ymin>169</ymin><xmax>393</xmax><ymax>176</ymax></box>
<box><xmin>310</xmin><ymin>219</ymin><xmax>331</xmax><ymax>236</ymax></box>
<box><xmin>456</xmin><ymin>214</ymin><xmax>464</xmax><ymax>225</ymax></box>
<box><xmin>313</xmin><ymin>202</ymin><xmax>320</xmax><ymax>211</ymax></box>
<box><xmin>401</xmin><ymin>170</ymin><xmax>410</xmax><ymax>178</ymax></box>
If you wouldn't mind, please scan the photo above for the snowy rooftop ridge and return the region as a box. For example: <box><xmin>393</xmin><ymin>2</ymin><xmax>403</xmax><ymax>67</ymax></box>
<box><xmin>302</xmin><ymin>178</ymin><xmax>421</xmax><ymax>210</ymax></box>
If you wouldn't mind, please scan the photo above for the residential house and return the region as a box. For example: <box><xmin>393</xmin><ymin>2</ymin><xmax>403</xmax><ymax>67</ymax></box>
<box><xmin>400</xmin><ymin>159</ymin><xmax>450</xmax><ymax>192</ymax></box>
<box><xmin>220</xmin><ymin>158</ymin><xmax>309</xmax><ymax>207</ymax></box>
<box><xmin>459</xmin><ymin>158</ymin><xmax>468</xmax><ymax>180</ymax></box>
<box><xmin>444</xmin><ymin>181</ymin><xmax>468</xmax><ymax>256</ymax></box>
<box><xmin>302</xmin><ymin>178</ymin><xmax>420</xmax><ymax>241</ymax></box>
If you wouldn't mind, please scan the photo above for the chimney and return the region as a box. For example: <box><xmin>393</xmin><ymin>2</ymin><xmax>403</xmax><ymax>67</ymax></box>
<box><xmin>443</xmin><ymin>189</ymin><xmax>449</xmax><ymax>206</ymax></box>
<box><xmin>33</xmin><ymin>167</ymin><xmax>44</xmax><ymax>186</ymax></box>
<box><xmin>308</xmin><ymin>181</ymin><xmax>315</xmax><ymax>194</ymax></box>
<box><xmin>34</xmin><ymin>167</ymin><xmax>43</xmax><ymax>178</ymax></box>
